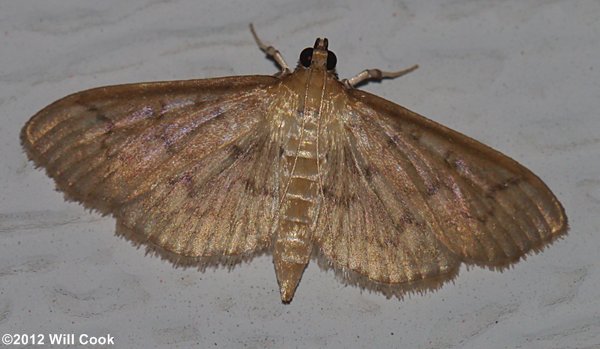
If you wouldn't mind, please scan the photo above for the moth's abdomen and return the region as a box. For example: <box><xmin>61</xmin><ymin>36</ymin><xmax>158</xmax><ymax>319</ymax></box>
<box><xmin>274</xmin><ymin>117</ymin><xmax>323</xmax><ymax>302</ymax></box>
<box><xmin>279</xmin><ymin>156</ymin><xmax>320</xmax><ymax>255</ymax></box>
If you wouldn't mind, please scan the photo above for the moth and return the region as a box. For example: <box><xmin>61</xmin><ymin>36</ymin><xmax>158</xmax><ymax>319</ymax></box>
<box><xmin>22</xmin><ymin>25</ymin><xmax>567</xmax><ymax>303</ymax></box>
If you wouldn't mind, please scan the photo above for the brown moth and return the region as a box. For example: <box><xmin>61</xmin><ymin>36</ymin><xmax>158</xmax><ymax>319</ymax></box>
<box><xmin>21</xmin><ymin>25</ymin><xmax>567</xmax><ymax>303</ymax></box>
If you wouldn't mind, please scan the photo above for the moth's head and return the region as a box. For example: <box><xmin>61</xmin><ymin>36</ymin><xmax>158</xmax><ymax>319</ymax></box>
<box><xmin>299</xmin><ymin>38</ymin><xmax>337</xmax><ymax>72</ymax></box>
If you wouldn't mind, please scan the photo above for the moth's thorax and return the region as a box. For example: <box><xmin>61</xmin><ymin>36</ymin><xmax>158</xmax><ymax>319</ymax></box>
<box><xmin>279</xmin><ymin>68</ymin><xmax>345</xmax><ymax>119</ymax></box>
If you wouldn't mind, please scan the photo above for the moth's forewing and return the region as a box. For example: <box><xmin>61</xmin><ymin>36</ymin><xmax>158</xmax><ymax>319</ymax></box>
<box><xmin>340</xmin><ymin>89</ymin><xmax>567</xmax><ymax>268</ymax></box>
<box><xmin>22</xmin><ymin>76</ymin><xmax>284</xmax><ymax>261</ymax></box>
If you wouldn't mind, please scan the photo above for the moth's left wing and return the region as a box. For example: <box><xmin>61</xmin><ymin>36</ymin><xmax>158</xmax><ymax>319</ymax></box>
<box><xmin>22</xmin><ymin>76</ymin><xmax>283</xmax><ymax>262</ymax></box>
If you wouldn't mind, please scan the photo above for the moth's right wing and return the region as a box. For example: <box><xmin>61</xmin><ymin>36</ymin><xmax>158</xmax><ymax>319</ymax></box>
<box><xmin>345</xmin><ymin>88</ymin><xmax>566</xmax><ymax>266</ymax></box>
<box><xmin>22</xmin><ymin>76</ymin><xmax>283</xmax><ymax>261</ymax></box>
<box><xmin>313</xmin><ymin>85</ymin><xmax>566</xmax><ymax>297</ymax></box>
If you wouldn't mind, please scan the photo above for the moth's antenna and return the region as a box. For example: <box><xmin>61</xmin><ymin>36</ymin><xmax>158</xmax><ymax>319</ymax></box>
<box><xmin>249</xmin><ymin>24</ymin><xmax>291</xmax><ymax>76</ymax></box>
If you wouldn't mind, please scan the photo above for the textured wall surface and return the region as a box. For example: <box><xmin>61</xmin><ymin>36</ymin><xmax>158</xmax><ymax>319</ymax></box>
<box><xmin>1</xmin><ymin>1</ymin><xmax>599</xmax><ymax>348</ymax></box>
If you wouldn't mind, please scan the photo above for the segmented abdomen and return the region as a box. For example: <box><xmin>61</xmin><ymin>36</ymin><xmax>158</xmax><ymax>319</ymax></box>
<box><xmin>275</xmin><ymin>117</ymin><xmax>322</xmax><ymax>265</ymax></box>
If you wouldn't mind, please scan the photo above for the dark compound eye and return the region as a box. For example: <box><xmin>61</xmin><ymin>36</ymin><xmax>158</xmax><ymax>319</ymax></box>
<box><xmin>299</xmin><ymin>47</ymin><xmax>313</xmax><ymax>67</ymax></box>
<box><xmin>326</xmin><ymin>50</ymin><xmax>337</xmax><ymax>70</ymax></box>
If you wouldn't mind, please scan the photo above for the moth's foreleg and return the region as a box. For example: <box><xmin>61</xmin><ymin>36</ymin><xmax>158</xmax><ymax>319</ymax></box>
<box><xmin>342</xmin><ymin>64</ymin><xmax>419</xmax><ymax>88</ymax></box>
<box><xmin>250</xmin><ymin>23</ymin><xmax>292</xmax><ymax>77</ymax></box>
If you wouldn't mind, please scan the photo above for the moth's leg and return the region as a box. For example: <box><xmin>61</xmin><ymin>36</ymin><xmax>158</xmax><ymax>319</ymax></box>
<box><xmin>249</xmin><ymin>24</ymin><xmax>291</xmax><ymax>76</ymax></box>
<box><xmin>342</xmin><ymin>64</ymin><xmax>419</xmax><ymax>88</ymax></box>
